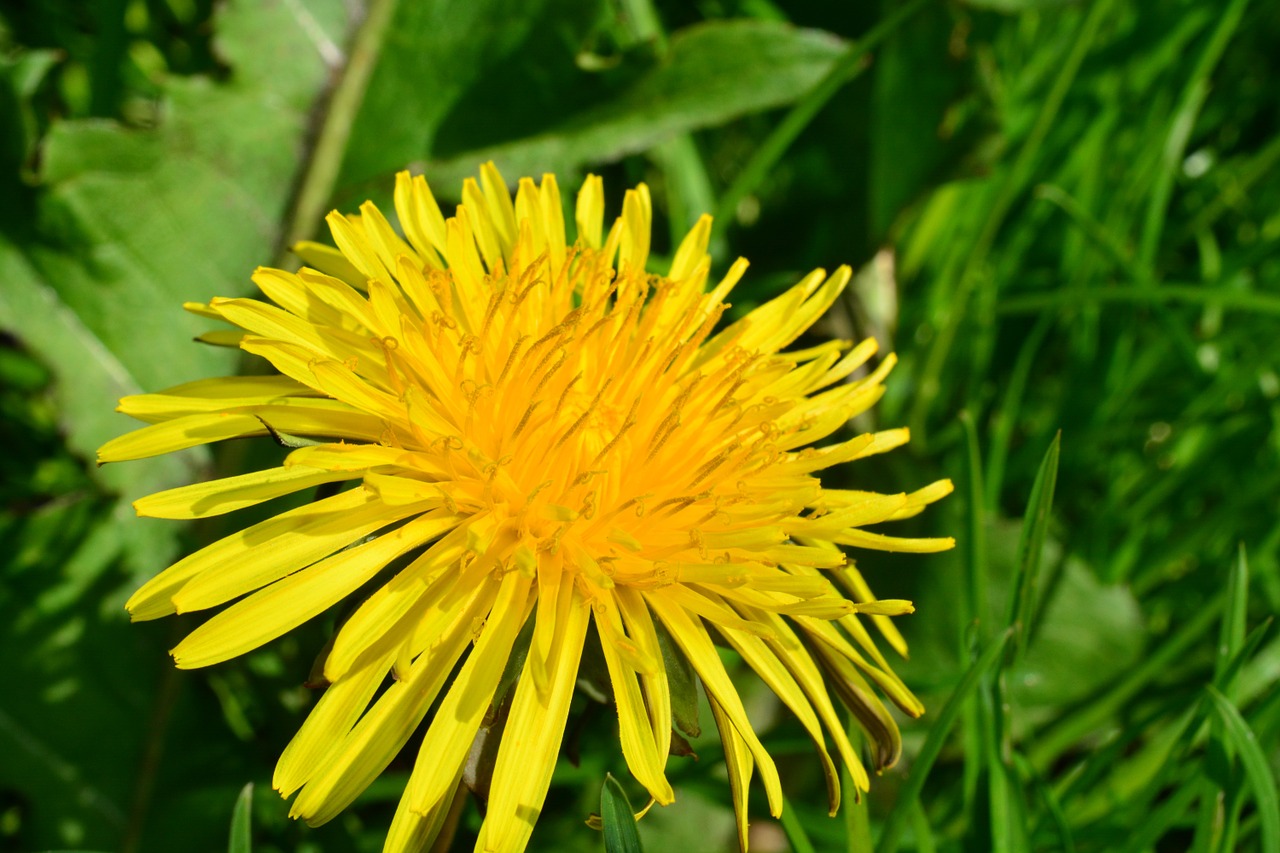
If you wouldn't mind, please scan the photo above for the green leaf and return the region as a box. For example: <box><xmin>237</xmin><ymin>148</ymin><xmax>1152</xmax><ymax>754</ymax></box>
<box><xmin>654</xmin><ymin>619</ymin><xmax>700</xmax><ymax>738</ymax></box>
<box><xmin>418</xmin><ymin>20</ymin><xmax>847</xmax><ymax>191</ymax></box>
<box><xmin>1206</xmin><ymin>688</ymin><xmax>1280</xmax><ymax>853</ymax></box>
<box><xmin>779</xmin><ymin>792</ymin><xmax>818</xmax><ymax>853</ymax></box>
<box><xmin>228</xmin><ymin>782</ymin><xmax>253</xmax><ymax>853</ymax></box>
<box><xmin>876</xmin><ymin>629</ymin><xmax>1014</xmax><ymax>853</ymax></box>
<box><xmin>601</xmin><ymin>773</ymin><xmax>644</xmax><ymax>853</ymax></box>
<box><xmin>1215</xmin><ymin>545</ymin><xmax>1250</xmax><ymax>695</ymax></box>
<box><xmin>0</xmin><ymin>0</ymin><xmax>346</xmax><ymax>489</ymax></box>
<box><xmin>1006</xmin><ymin>431</ymin><xmax>1061</xmax><ymax>661</ymax></box>
<box><xmin>0</xmin><ymin>3</ymin><xmax>347</xmax><ymax>850</ymax></box>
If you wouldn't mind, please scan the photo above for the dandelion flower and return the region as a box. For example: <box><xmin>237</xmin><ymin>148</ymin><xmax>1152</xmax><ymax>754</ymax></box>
<box><xmin>100</xmin><ymin>163</ymin><xmax>954</xmax><ymax>852</ymax></box>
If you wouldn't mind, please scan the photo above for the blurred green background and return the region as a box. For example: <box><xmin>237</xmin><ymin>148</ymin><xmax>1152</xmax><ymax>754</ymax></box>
<box><xmin>2</xmin><ymin>0</ymin><xmax>1278</xmax><ymax>851</ymax></box>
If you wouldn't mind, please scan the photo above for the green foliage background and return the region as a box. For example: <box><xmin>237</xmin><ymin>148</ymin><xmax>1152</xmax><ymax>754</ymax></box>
<box><xmin>2</xmin><ymin>0</ymin><xmax>1278</xmax><ymax>851</ymax></box>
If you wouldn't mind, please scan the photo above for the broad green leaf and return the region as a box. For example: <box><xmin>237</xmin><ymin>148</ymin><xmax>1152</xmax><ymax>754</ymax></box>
<box><xmin>601</xmin><ymin>773</ymin><xmax>644</xmax><ymax>853</ymax></box>
<box><xmin>336</xmin><ymin>0</ymin><xmax>603</xmax><ymax>193</ymax></box>
<box><xmin>228</xmin><ymin>782</ymin><xmax>253</xmax><ymax>853</ymax></box>
<box><xmin>372</xmin><ymin>18</ymin><xmax>846</xmax><ymax>193</ymax></box>
<box><xmin>0</xmin><ymin>3</ymin><xmax>347</xmax><ymax>851</ymax></box>
<box><xmin>1</xmin><ymin>0</ymin><xmax>347</xmax><ymax>480</ymax></box>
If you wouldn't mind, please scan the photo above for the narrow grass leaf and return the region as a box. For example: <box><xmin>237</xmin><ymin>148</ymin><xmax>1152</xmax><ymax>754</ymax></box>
<box><xmin>959</xmin><ymin>411</ymin><xmax>988</xmax><ymax>817</ymax></box>
<box><xmin>712</xmin><ymin>0</ymin><xmax>930</xmax><ymax>237</ymax></box>
<box><xmin>780</xmin><ymin>792</ymin><xmax>818</xmax><ymax>853</ymax></box>
<box><xmin>1207</xmin><ymin>688</ymin><xmax>1280</xmax><ymax>853</ymax></box>
<box><xmin>601</xmin><ymin>773</ymin><xmax>644</xmax><ymax>853</ymax></box>
<box><xmin>1215</xmin><ymin>545</ymin><xmax>1250</xmax><ymax>696</ymax></box>
<box><xmin>876</xmin><ymin>629</ymin><xmax>1013</xmax><ymax>853</ymax></box>
<box><xmin>229</xmin><ymin>782</ymin><xmax>253</xmax><ymax>853</ymax></box>
<box><xmin>1007</xmin><ymin>432</ymin><xmax>1061</xmax><ymax>662</ymax></box>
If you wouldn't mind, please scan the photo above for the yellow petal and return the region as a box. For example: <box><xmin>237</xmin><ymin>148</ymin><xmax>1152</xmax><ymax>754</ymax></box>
<box><xmin>99</xmin><ymin>404</ymin><xmax>384</xmax><ymax>463</ymax></box>
<box><xmin>322</xmin><ymin>522</ymin><xmax>472</xmax><ymax>681</ymax></box>
<box><xmin>326</xmin><ymin>210</ymin><xmax>391</xmax><ymax>284</ymax></box>
<box><xmin>594</xmin><ymin>591</ymin><xmax>674</xmax><ymax>804</ymax></box>
<box><xmin>538</xmin><ymin>173</ymin><xmax>566</xmax><ymax>274</ymax></box>
<box><xmin>116</xmin><ymin>375</ymin><xmax>322</xmax><ymax>423</ymax></box>
<box><xmin>575</xmin><ymin>174</ymin><xmax>604</xmax><ymax>249</ymax></box>
<box><xmin>133</xmin><ymin>465</ymin><xmax>359</xmax><ymax>519</ymax></box>
<box><xmin>394</xmin><ymin>171</ymin><xmax>448</xmax><ymax>260</ymax></box>
<box><xmin>171</xmin><ymin>492</ymin><xmax>432</xmax><ymax>615</ymax></box>
<box><xmin>718</xmin><ymin>620</ymin><xmax>840</xmax><ymax>815</ymax></box>
<box><xmin>646</xmin><ymin>595</ymin><xmax>782</xmax><ymax>817</ymax></box>
<box><xmin>474</xmin><ymin>584</ymin><xmax>590</xmax><ymax>853</ymax></box>
<box><xmin>479</xmin><ymin>161</ymin><xmax>517</xmax><ymax>258</ymax></box>
<box><xmin>274</xmin><ymin>650</ymin><xmax>393</xmax><ymax>796</ymax></box>
<box><xmin>170</xmin><ymin>510</ymin><xmax>458</xmax><ymax>668</ymax></box>
<box><xmin>616</xmin><ymin>588</ymin><xmax>672</xmax><ymax>761</ymax></box>
<box><xmin>385</xmin><ymin>772</ymin><xmax>461</xmax><ymax>853</ymax></box>
<box><xmin>292</xmin><ymin>240</ymin><xmax>368</xmax><ymax>289</ymax></box>
<box><xmin>404</xmin><ymin>571</ymin><xmax>533</xmax><ymax>813</ymax></box>
<box><xmin>707</xmin><ymin>692</ymin><xmax>754</xmax><ymax>853</ymax></box>
<box><xmin>462</xmin><ymin>177</ymin><xmax>505</xmax><ymax>272</ymax></box>
<box><xmin>290</xmin><ymin>579</ymin><xmax>497</xmax><ymax>825</ymax></box>
<box><xmin>125</xmin><ymin>487</ymin><xmax>371</xmax><ymax>621</ymax></box>
<box><xmin>669</xmin><ymin>214</ymin><xmax>712</xmax><ymax>283</ymax></box>
<box><xmin>617</xmin><ymin>184</ymin><xmax>652</xmax><ymax>274</ymax></box>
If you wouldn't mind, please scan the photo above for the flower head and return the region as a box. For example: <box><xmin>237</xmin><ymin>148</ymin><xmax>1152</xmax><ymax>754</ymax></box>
<box><xmin>100</xmin><ymin>163</ymin><xmax>953</xmax><ymax>852</ymax></box>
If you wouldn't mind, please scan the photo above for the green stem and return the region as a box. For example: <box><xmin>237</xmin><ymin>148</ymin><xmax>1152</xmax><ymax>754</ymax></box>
<box><xmin>275</xmin><ymin>0</ymin><xmax>402</xmax><ymax>265</ymax></box>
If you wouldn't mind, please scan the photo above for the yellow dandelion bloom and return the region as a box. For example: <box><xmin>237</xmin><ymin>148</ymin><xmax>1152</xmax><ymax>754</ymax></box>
<box><xmin>100</xmin><ymin>163</ymin><xmax>953</xmax><ymax>853</ymax></box>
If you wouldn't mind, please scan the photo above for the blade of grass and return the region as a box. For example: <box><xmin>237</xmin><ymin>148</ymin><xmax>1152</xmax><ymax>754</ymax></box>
<box><xmin>998</xmin><ymin>284</ymin><xmax>1280</xmax><ymax>317</ymax></box>
<box><xmin>1197</xmin><ymin>546</ymin><xmax>1253</xmax><ymax>850</ymax></box>
<box><xmin>228</xmin><ymin>782</ymin><xmax>252</xmax><ymax>853</ymax></box>
<box><xmin>959</xmin><ymin>412</ymin><xmax>987</xmax><ymax>818</ymax></box>
<box><xmin>984</xmin><ymin>314</ymin><xmax>1052</xmax><ymax>512</ymax></box>
<box><xmin>910</xmin><ymin>802</ymin><xmax>937</xmax><ymax>853</ymax></box>
<box><xmin>1121</xmin><ymin>775</ymin><xmax>1201</xmax><ymax>853</ymax></box>
<box><xmin>876</xmin><ymin>628</ymin><xmax>1014</xmax><ymax>853</ymax></box>
<box><xmin>275</xmin><ymin>0</ymin><xmax>401</xmax><ymax>263</ymax></box>
<box><xmin>713</xmin><ymin>0</ymin><xmax>929</xmax><ymax>235</ymax></box>
<box><xmin>1137</xmin><ymin>0</ymin><xmax>1252</xmax><ymax>271</ymax></box>
<box><xmin>1216</xmin><ymin>546</ymin><xmax>1250</xmax><ymax>698</ymax></box>
<box><xmin>1006</xmin><ymin>432</ymin><xmax>1061</xmax><ymax>664</ymax></box>
<box><xmin>779</xmin><ymin>792</ymin><xmax>818</xmax><ymax>853</ymax></box>
<box><xmin>907</xmin><ymin>0</ymin><xmax>1118</xmax><ymax>437</ymax></box>
<box><xmin>1206</xmin><ymin>688</ymin><xmax>1280</xmax><ymax>853</ymax></box>
<box><xmin>844</xmin><ymin>725</ymin><xmax>873</xmax><ymax>853</ymax></box>
<box><xmin>1013</xmin><ymin>751</ymin><xmax>1075</xmax><ymax>853</ymax></box>
<box><xmin>601</xmin><ymin>773</ymin><xmax>644</xmax><ymax>853</ymax></box>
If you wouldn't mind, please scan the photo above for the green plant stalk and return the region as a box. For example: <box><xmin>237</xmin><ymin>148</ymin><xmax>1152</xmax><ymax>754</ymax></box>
<box><xmin>780</xmin><ymin>792</ymin><xmax>818</xmax><ymax>853</ymax></box>
<box><xmin>844</xmin><ymin>724</ymin><xmax>873</xmax><ymax>853</ymax></box>
<box><xmin>276</xmin><ymin>0</ymin><xmax>402</xmax><ymax>264</ymax></box>
<box><xmin>983</xmin><ymin>314</ymin><xmax>1051</xmax><ymax>512</ymax></box>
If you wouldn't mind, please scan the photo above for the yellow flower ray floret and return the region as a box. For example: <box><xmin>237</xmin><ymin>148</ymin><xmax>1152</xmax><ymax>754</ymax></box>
<box><xmin>101</xmin><ymin>162</ymin><xmax>954</xmax><ymax>853</ymax></box>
